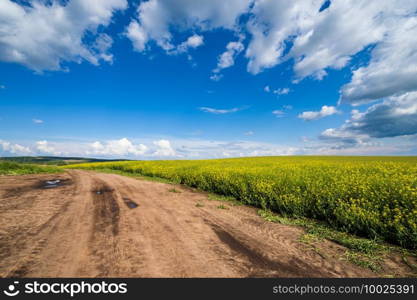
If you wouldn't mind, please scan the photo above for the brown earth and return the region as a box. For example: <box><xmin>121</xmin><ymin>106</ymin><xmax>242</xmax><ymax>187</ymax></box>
<box><xmin>0</xmin><ymin>170</ymin><xmax>415</xmax><ymax>278</ymax></box>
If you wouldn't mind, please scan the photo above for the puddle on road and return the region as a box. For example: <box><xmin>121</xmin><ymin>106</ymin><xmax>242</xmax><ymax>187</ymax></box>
<box><xmin>123</xmin><ymin>197</ymin><xmax>138</xmax><ymax>209</ymax></box>
<box><xmin>44</xmin><ymin>180</ymin><xmax>60</xmax><ymax>188</ymax></box>
<box><xmin>41</xmin><ymin>179</ymin><xmax>70</xmax><ymax>189</ymax></box>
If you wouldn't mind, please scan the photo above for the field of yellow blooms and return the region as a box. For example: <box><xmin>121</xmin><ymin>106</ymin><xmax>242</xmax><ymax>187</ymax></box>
<box><xmin>67</xmin><ymin>156</ymin><xmax>417</xmax><ymax>249</ymax></box>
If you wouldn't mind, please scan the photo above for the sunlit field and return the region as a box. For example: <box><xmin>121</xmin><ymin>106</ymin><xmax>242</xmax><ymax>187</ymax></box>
<box><xmin>67</xmin><ymin>156</ymin><xmax>417</xmax><ymax>249</ymax></box>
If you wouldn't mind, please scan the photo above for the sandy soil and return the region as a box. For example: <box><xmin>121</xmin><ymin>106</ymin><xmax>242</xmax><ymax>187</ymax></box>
<box><xmin>0</xmin><ymin>170</ymin><xmax>415</xmax><ymax>278</ymax></box>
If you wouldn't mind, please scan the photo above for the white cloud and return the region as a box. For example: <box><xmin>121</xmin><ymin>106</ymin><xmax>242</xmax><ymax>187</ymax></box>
<box><xmin>319</xmin><ymin>128</ymin><xmax>368</xmax><ymax>146</ymax></box>
<box><xmin>245</xmin><ymin>0</ymin><xmax>417</xmax><ymax>105</ymax></box>
<box><xmin>32</xmin><ymin>118</ymin><xmax>43</xmax><ymax>124</ymax></box>
<box><xmin>199</xmin><ymin>106</ymin><xmax>242</xmax><ymax>114</ymax></box>
<box><xmin>125</xmin><ymin>20</ymin><xmax>149</xmax><ymax>52</ymax></box>
<box><xmin>209</xmin><ymin>74</ymin><xmax>223</xmax><ymax>81</ymax></box>
<box><xmin>0</xmin><ymin>84</ymin><xmax>5</xmax><ymax>89</ymax></box>
<box><xmin>0</xmin><ymin>140</ymin><xmax>31</xmax><ymax>155</ymax></box>
<box><xmin>212</xmin><ymin>39</ymin><xmax>244</xmax><ymax>77</ymax></box>
<box><xmin>298</xmin><ymin>105</ymin><xmax>339</xmax><ymax>121</ymax></box>
<box><xmin>246</xmin><ymin>0</ymin><xmax>320</xmax><ymax>75</ymax></box>
<box><xmin>88</xmin><ymin>138</ymin><xmax>148</xmax><ymax>156</ymax></box>
<box><xmin>169</xmin><ymin>34</ymin><xmax>204</xmax><ymax>55</ymax></box>
<box><xmin>316</xmin><ymin>92</ymin><xmax>417</xmax><ymax>153</ymax></box>
<box><xmin>264</xmin><ymin>85</ymin><xmax>290</xmax><ymax>95</ymax></box>
<box><xmin>340</xmin><ymin>16</ymin><xmax>417</xmax><ymax>105</ymax></box>
<box><xmin>272</xmin><ymin>110</ymin><xmax>285</xmax><ymax>117</ymax></box>
<box><xmin>246</xmin><ymin>1</ymin><xmax>390</xmax><ymax>78</ymax></box>
<box><xmin>244</xmin><ymin>131</ymin><xmax>254</xmax><ymax>136</ymax></box>
<box><xmin>273</xmin><ymin>88</ymin><xmax>290</xmax><ymax>95</ymax></box>
<box><xmin>178</xmin><ymin>34</ymin><xmax>204</xmax><ymax>51</ymax></box>
<box><xmin>153</xmin><ymin>139</ymin><xmax>176</xmax><ymax>157</ymax></box>
<box><xmin>126</xmin><ymin>0</ymin><xmax>252</xmax><ymax>53</ymax></box>
<box><xmin>36</xmin><ymin>140</ymin><xmax>61</xmax><ymax>155</ymax></box>
<box><xmin>0</xmin><ymin>0</ymin><xmax>127</xmax><ymax>72</ymax></box>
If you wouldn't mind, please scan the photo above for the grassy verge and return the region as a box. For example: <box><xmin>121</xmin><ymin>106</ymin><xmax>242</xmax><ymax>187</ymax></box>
<box><xmin>0</xmin><ymin>161</ymin><xmax>62</xmax><ymax>176</ymax></box>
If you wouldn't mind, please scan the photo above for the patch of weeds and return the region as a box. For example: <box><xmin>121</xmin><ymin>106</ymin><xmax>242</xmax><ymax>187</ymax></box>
<box><xmin>195</xmin><ymin>202</ymin><xmax>204</xmax><ymax>208</ymax></box>
<box><xmin>217</xmin><ymin>204</ymin><xmax>229</xmax><ymax>210</ymax></box>
<box><xmin>299</xmin><ymin>233</ymin><xmax>321</xmax><ymax>244</ymax></box>
<box><xmin>168</xmin><ymin>188</ymin><xmax>181</xmax><ymax>193</ymax></box>
<box><xmin>298</xmin><ymin>233</ymin><xmax>327</xmax><ymax>259</ymax></box>
<box><xmin>402</xmin><ymin>255</ymin><xmax>417</xmax><ymax>272</ymax></box>
<box><xmin>343</xmin><ymin>251</ymin><xmax>382</xmax><ymax>272</ymax></box>
<box><xmin>303</xmin><ymin>223</ymin><xmax>383</xmax><ymax>255</ymax></box>
<box><xmin>208</xmin><ymin>193</ymin><xmax>242</xmax><ymax>206</ymax></box>
<box><xmin>257</xmin><ymin>209</ymin><xmax>306</xmax><ymax>225</ymax></box>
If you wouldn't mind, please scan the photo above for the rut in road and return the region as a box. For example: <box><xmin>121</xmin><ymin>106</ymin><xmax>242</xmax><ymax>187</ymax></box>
<box><xmin>0</xmin><ymin>170</ymin><xmax>413</xmax><ymax>277</ymax></box>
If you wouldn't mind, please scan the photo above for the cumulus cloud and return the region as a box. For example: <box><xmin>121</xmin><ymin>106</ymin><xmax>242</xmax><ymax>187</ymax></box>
<box><xmin>126</xmin><ymin>0</ymin><xmax>252</xmax><ymax>53</ymax></box>
<box><xmin>0</xmin><ymin>0</ymin><xmax>127</xmax><ymax>72</ymax></box>
<box><xmin>340</xmin><ymin>16</ymin><xmax>417</xmax><ymax>105</ymax></box>
<box><xmin>298</xmin><ymin>105</ymin><xmax>339</xmax><ymax>121</ymax></box>
<box><xmin>319</xmin><ymin>128</ymin><xmax>369</xmax><ymax>146</ymax></box>
<box><xmin>339</xmin><ymin>92</ymin><xmax>417</xmax><ymax>138</ymax></box>
<box><xmin>199</xmin><ymin>106</ymin><xmax>242</xmax><ymax>114</ymax></box>
<box><xmin>176</xmin><ymin>34</ymin><xmax>204</xmax><ymax>53</ymax></box>
<box><xmin>0</xmin><ymin>140</ymin><xmax>31</xmax><ymax>155</ymax></box>
<box><xmin>318</xmin><ymin>91</ymin><xmax>417</xmax><ymax>150</ymax></box>
<box><xmin>88</xmin><ymin>138</ymin><xmax>148</xmax><ymax>156</ymax></box>
<box><xmin>36</xmin><ymin>140</ymin><xmax>61</xmax><ymax>155</ymax></box>
<box><xmin>153</xmin><ymin>139</ymin><xmax>176</xmax><ymax>157</ymax></box>
<box><xmin>246</xmin><ymin>0</ymin><xmax>320</xmax><ymax>75</ymax></box>
<box><xmin>246</xmin><ymin>0</ymin><xmax>392</xmax><ymax>79</ymax></box>
<box><xmin>125</xmin><ymin>20</ymin><xmax>149</xmax><ymax>52</ymax></box>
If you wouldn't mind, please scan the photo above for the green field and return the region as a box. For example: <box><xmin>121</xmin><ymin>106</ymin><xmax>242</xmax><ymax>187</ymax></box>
<box><xmin>0</xmin><ymin>161</ymin><xmax>62</xmax><ymax>175</ymax></box>
<box><xmin>67</xmin><ymin>156</ymin><xmax>417</xmax><ymax>249</ymax></box>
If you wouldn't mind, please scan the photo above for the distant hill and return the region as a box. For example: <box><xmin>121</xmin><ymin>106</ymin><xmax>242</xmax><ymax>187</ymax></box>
<box><xmin>0</xmin><ymin>156</ymin><xmax>129</xmax><ymax>166</ymax></box>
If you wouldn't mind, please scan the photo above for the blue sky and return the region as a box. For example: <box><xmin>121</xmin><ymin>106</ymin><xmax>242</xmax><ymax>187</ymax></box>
<box><xmin>1</xmin><ymin>0</ymin><xmax>417</xmax><ymax>158</ymax></box>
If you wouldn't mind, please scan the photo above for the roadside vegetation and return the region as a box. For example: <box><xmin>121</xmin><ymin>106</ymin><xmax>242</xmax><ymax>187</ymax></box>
<box><xmin>0</xmin><ymin>161</ymin><xmax>62</xmax><ymax>175</ymax></box>
<box><xmin>257</xmin><ymin>209</ymin><xmax>416</xmax><ymax>273</ymax></box>
<box><xmin>67</xmin><ymin>156</ymin><xmax>417</xmax><ymax>249</ymax></box>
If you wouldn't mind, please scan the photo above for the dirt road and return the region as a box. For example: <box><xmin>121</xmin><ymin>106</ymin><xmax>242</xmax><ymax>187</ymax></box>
<box><xmin>0</xmin><ymin>170</ymin><xmax>413</xmax><ymax>277</ymax></box>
